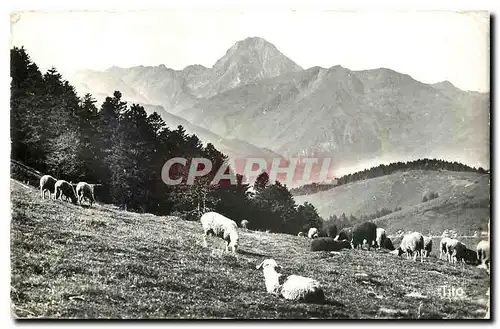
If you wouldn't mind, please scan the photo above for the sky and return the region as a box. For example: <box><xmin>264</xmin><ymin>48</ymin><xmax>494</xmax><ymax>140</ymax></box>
<box><xmin>10</xmin><ymin>10</ymin><xmax>490</xmax><ymax>92</ymax></box>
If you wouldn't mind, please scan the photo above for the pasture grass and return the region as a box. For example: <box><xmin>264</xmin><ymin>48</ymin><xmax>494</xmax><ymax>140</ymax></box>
<box><xmin>10</xmin><ymin>179</ymin><xmax>490</xmax><ymax>319</ymax></box>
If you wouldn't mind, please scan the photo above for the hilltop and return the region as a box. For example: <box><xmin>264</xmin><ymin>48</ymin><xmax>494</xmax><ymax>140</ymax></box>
<box><xmin>294</xmin><ymin>170</ymin><xmax>490</xmax><ymax>235</ymax></box>
<box><xmin>10</xmin><ymin>179</ymin><xmax>489</xmax><ymax>319</ymax></box>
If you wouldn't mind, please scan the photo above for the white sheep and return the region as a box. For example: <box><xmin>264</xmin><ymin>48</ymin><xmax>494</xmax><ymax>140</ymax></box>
<box><xmin>393</xmin><ymin>232</ymin><xmax>424</xmax><ymax>262</ymax></box>
<box><xmin>485</xmin><ymin>288</ymin><xmax>490</xmax><ymax>319</ymax></box>
<box><xmin>308</xmin><ymin>227</ymin><xmax>319</xmax><ymax>239</ymax></box>
<box><xmin>200</xmin><ymin>211</ymin><xmax>239</xmax><ymax>253</ymax></box>
<box><xmin>374</xmin><ymin>227</ymin><xmax>387</xmax><ymax>250</ymax></box>
<box><xmin>240</xmin><ymin>219</ymin><xmax>249</xmax><ymax>229</ymax></box>
<box><xmin>255</xmin><ymin>259</ymin><xmax>325</xmax><ymax>304</ymax></box>
<box><xmin>446</xmin><ymin>239</ymin><xmax>466</xmax><ymax>263</ymax></box>
<box><xmin>39</xmin><ymin>175</ymin><xmax>57</xmax><ymax>199</ymax></box>
<box><xmin>297</xmin><ymin>232</ymin><xmax>305</xmax><ymax>237</ymax></box>
<box><xmin>54</xmin><ymin>180</ymin><xmax>78</xmax><ymax>205</ymax></box>
<box><xmin>76</xmin><ymin>182</ymin><xmax>95</xmax><ymax>206</ymax></box>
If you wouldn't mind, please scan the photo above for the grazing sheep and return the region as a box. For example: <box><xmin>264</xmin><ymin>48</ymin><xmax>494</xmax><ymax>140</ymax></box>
<box><xmin>446</xmin><ymin>239</ymin><xmax>466</xmax><ymax>264</ymax></box>
<box><xmin>422</xmin><ymin>236</ymin><xmax>433</xmax><ymax>257</ymax></box>
<box><xmin>464</xmin><ymin>248</ymin><xmax>479</xmax><ymax>265</ymax></box>
<box><xmin>374</xmin><ymin>228</ymin><xmax>387</xmax><ymax>250</ymax></box>
<box><xmin>240</xmin><ymin>219</ymin><xmax>249</xmax><ymax>229</ymax></box>
<box><xmin>54</xmin><ymin>180</ymin><xmax>78</xmax><ymax>205</ymax></box>
<box><xmin>39</xmin><ymin>175</ymin><xmax>57</xmax><ymax>199</ymax></box>
<box><xmin>200</xmin><ymin>211</ymin><xmax>239</xmax><ymax>253</ymax></box>
<box><xmin>310</xmin><ymin>237</ymin><xmax>352</xmax><ymax>252</ymax></box>
<box><xmin>382</xmin><ymin>237</ymin><xmax>395</xmax><ymax>251</ymax></box>
<box><xmin>297</xmin><ymin>232</ymin><xmax>305</xmax><ymax>237</ymax></box>
<box><xmin>439</xmin><ymin>237</ymin><xmax>453</xmax><ymax>260</ymax></box>
<box><xmin>76</xmin><ymin>182</ymin><xmax>95</xmax><ymax>206</ymax></box>
<box><xmin>394</xmin><ymin>232</ymin><xmax>425</xmax><ymax>262</ymax></box>
<box><xmin>334</xmin><ymin>227</ymin><xmax>353</xmax><ymax>242</ymax></box>
<box><xmin>476</xmin><ymin>240</ymin><xmax>490</xmax><ymax>268</ymax></box>
<box><xmin>326</xmin><ymin>225</ymin><xmax>338</xmax><ymax>238</ymax></box>
<box><xmin>255</xmin><ymin>259</ymin><xmax>325</xmax><ymax>304</ymax></box>
<box><xmin>351</xmin><ymin>222</ymin><xmax>377</xmax><ymax>250</ymax></box>
<box><xmin>485</xmin><ymin>288</ymin><xmax>490</xmax><ymax>319</ymax></box>
<box><xmin>308</xmin><ymin>227</ymin><xmax>319</xmax><ymax>239</ymax></box>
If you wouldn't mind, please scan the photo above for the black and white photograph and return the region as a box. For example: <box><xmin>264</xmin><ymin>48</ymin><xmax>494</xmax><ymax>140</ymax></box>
<box><xmin>8</xmin><ymin>4</ymin><xmax>491</xmax><ymax>320</ymax></box>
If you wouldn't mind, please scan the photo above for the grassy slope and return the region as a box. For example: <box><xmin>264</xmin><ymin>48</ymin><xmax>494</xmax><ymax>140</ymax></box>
<box><xmin>10</xmin><ymin>179</ymin><xmax>490</xmax><ymax>319</ymax></box>
<box><xmin>294</xmin><ymin>170</ymin><xmax>490</xmax><ymax>235</ymax></box>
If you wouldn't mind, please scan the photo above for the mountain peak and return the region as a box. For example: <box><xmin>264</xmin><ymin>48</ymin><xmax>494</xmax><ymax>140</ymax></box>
<box><xmin>202</xmin><ymin>37</ymin><xmax>303</xmax><ymax>97</ymax></box>
<box><xmin>432</xmin><ymin>80</ymin><xmax>456</xmax><ymax>90</ymax></box>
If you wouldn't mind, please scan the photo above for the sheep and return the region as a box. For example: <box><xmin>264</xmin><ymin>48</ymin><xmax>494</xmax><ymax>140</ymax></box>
<box><xmin>393</xmin><ymin>232</ymin><xmax>424</xmax><ymax>262</ymax></box>
<box><xmin>297</xmin><ymin>232</ymin><xmax>305</xmax><ymax>237</ymax></box>
<box><xmin>255</xmin><ymin>259</ymin><xmax>325</xmax><ymax>304</ymax></box>
<box><xmin>439</xmin><ymin>237</ymin><xmax>453</xmax><ymax>260</ymax></box>
<box><xmin>334</xmin><ymin>227</ymin><xmax>353</xmax><ymax>242</ymax></box>
<box><xmin>39</xmin><ymin>175</ymin><xmax>57</xmax><ymax>199</ymax></box>
<box><xmin>310</xmin><ymin>237</ymin><xmax>351</xmax><ymax>252</ymax></box>
<box><xmin>476</xmin><ymin>240</ymin><xmax>490</xmax><ymax>268</ymax></box>
<box><xmin>240</xmin><ymin>219</ymin><xmax>249</xmax><ymax>229</ymax></box>
<box><xmin>446</xmin><ymin>239</ymin><xmax>466</xmax><ymax>264</ymax></box>
<box><xmin>374</xmin><ymin>228</ymin><xmax>387</xmax><ymax>250</ymax></box>
<box><xmin>308</xmin><ymin>227</ymin><xmax>319</xmax><ymax>239</ymax></box>
<box><xmin>382</xmin><ymin>237</ymin><xmax>395</xmax><ymax>251</ymax></box>
<box><xmin>422</xmin><ymin>236</ymin><xmax>433</xmax><ymax>257</ymax></box>
<box><xmin>351</xmin><ymin>222</ymin><xmax>377</xmax><ymax>250</ymax></box>
<box><xmin>76</xmin><ymin>182</ymin><xmax>95</xmax><ymax>206</ymax></box>
<box><xmin>200</xmin><ymin>211</ymin><xmax>238</xmax><ymax>253</ymax></box>
<box><xmin>54</xmin><ymin>180</ymin><xmax>78</xmax><ymax>205</ymax></box>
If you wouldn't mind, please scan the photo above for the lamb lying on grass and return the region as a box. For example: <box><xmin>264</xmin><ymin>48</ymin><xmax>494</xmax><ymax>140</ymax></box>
<box><xmin>200</xmin><ymin>211</ymin><xmax>239</xmax><ymax>253</ymax></box>
<box><xmin>256</xmin><ymin>259</ymin><xmax>325</xmax><ymax>304</ymax></box>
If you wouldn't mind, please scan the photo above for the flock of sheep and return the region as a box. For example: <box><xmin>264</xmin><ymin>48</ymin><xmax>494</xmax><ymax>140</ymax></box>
<box><xmin>200</xmin><ymin>211</ymin><xmax>490</xmax><ymax>305</ymax></box>
<box><xmin>39</xmin><ymin>175</ymin><xmax>95</xmax><ymax>206</ymax></box>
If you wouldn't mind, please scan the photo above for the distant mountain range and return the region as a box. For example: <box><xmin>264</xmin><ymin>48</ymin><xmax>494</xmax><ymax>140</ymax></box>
<box><xmin>70</xmin><ymin>36</ymin><xmax>490</xmax><ymax>180</ymax></box>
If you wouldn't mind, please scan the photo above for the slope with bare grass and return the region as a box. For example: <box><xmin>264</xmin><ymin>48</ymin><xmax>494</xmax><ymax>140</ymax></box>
<box><xmin>10</xmin><ymin>179</ymin><xmax>490</xmax><ymax>319</ymax></box>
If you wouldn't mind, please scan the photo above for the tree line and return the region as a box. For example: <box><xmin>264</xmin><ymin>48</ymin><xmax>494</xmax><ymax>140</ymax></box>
<box><xmin>10</xmin><ymin>46</ymin><xmax>323</xmax><ymax>234</ymax></box>
<box><xmin>291</xmin><ymin>159</ymin><xmax>488</xmax><ymax>196</ymax></box>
